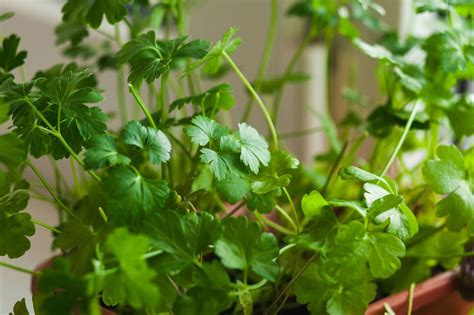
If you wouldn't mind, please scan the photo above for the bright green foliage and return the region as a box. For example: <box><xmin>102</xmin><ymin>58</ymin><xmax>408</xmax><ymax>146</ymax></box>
<box><xmin>0</xmin><ymin>35</ymin><xmax>27</xmax><ymax>73</ymax></box>
<box><xmin>185</xmin><ymin>115</ymin><xmax>229</xmax><ymax>146</ymax></box>
<box><xmin>84</xmin><ymin>135</ymin><xmax>131</xmax><ymax>169</ymax></box>
<box><xmin>250</xmin><ymin>151</ymin><xmax>299</xmax><ymax>194</ymax></box>
<box><xmin>62</xmin><ymin>0</ymin><xmax>131</xmax><ymax>28</ymax></box>
<box><xmin>294</xmin><ymin>263</ymin><xmax>376</xmax><ymax>315</ymax></box>
<box><xmin>123</xmin><ymin>121</ymin><xmax>171</xmax><ymax>164</ymax></box>
<box><xmin>246</xmin><ymin>190</ymin><xmax>279</xmax><ymax>213</ymax></box>
<box><xmin>423</xmin><ymin>32</ymin><xmax>471</xmax><ymax>74</ymax></box>
<box><xmin>0</xmin><ymin>190</ymin><xmax>34</xmax><ymax>258</ymax></box>
<box><xmin>55</xmin><ymin>22</ymin><xmax>89</xmax><ymax>46</ymax></box>
<box><xmin>215</xmin><ymin>217</ymin><xmax>279</xmax><ymax>281</ymax></box>
<box><xmin>37</xmin><ymin>258</ymin><xmax>93</xmax><ymax>315</ymax></box>
<box><xmin>53</xmin><ymin>220</ymin><xmax>95</xmax><ymax>251</ymax></box>
<box><xmin>238</xmin><ymin>123</ymin><xmax>270</xmax><ymax>174</ymax></box>
<box><xmin>216</xmin><ymin>174</ymin><xmax>250</xmax><ymax>204</ymax></box>
<box><xmin>104</xmin><ymin>167</ymin><xmax>169</xmax><ymax>223</ymax></box>
<box><xmin>99</xmin><ymin>228</ymin><xmax>159</xmax><ymax>310</ymax></box>
<box><xmin>0</xmin><ymin>133</ymin><xmax>26</xmax><ymax>169</ymax></box>
<box><xmin>144</xmin><ymin>211</ymin><xmax>219</xmax><ymax>270</ymax></box>
<box><xmin>9</xmin><ymin>298</ymin><xmax>29</xmax><ymax>315</ymax></box>
<box><xmin>117</xmin><ymin>32</ymin><xmax>209</xmax><ymax>86</ymax></box>
<box><xmin>321</xmin><ymin>222</ymin><xmax>405</xmax><ymax>283</ymax></box>
<box><xmin>302</xmin><ymin>190</ymin><xmax>328</xmax><ymax>218</ymax></box>
<box><xmin>423</xmin><ymin>145</ymin><xmax>474</xmax><ymax>231</ymax></box>
<box><xmin>170</xmin><ymin>84</ymin><xmax>235</xmax><ymax>112</ymax></box>
<box><xmin>175</xmin><ymin>261</ymin><xmax>234</xmax><ymax>314</ymax></box>
<box><xmin>200</xmin><ymin>149</ymin><xmax>239</xmax><ymax>181</ymax></box>
<box><xmin>188</xmin><ymin>27</ymin><xmax>241</xmax><ymax>75</ymax></box>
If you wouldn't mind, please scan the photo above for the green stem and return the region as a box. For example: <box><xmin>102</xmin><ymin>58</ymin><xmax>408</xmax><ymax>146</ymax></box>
<box><xmin>272</xmin><ymin>30</ymin><xmax>315</xmax><ymax>126</ymax></box>
<box><xmin>282</xmin><ymin>187</ymin><xmax>299</xmax><ymax>233</ymax></box>
<box><xmin>380</xmin><ymin>100</ymin><xmax>421</xmax><ymax>178</ymax></box>
<box><xmin>160</xmin><ymin>73</ymin><xmax>169</xmax><ymax>121</ymax></box>
<box><xmin>322</xmin><ymin>141</ymin><xmax>348</xmax><ymax>194</ymax></box>
<box><xmin>254</xmin><ymin>212</ymin><xmax>296</xmax><ymax>235</ymax></box>
<box><xmin>242</xmin><ymin>0</ymin><xmax>279</xmax><ymax>121</ymax></box>
<box><xmin>407</xmin><ymin>283</ymin><xmax>415</xmax><ymax>315</ymax></box>
<box><xmin>26</xmin><ymin>160</ymin><xmax>78</xmax><ymax>219</ymax></box>
<box><xmin>70</xmin><ymin>159</ymin><xmax>83</xmax><ymax>198</ymax></box>
<box><xmin>0</xmin><ymin>261</ymin><xmax>39</xmax><ymax>276</ymax></box>
<box><xmin>31</xmin><ymin>219</ymin><xmax>62</xmax><ymax>234</ymax></box>
<box><xmin>275</xmin><ymin>205</ymin><xmax>298</xmax><ymax>233</ymax></box>
<box><xmin>25</xmin><ymin>98</ymin><xmax>101</xmax><ymax>182</ymax></box>
<box><xmin>223</xmin><ymin>51</ymin><xmax>278</xmax><ymax>149</ymax></box>
<box><xmin>129</xmin><ymin>84</ymin><xmax>157</xmax><ymax>129</ymax></box>
<box><xmin>98</xmin><ymin>207</ymin><xmax>109</xmax><ymax>223</ymax></box>
<box><xmin>115</xmin><ymin>26</ymin><xmax>129</xmax><ymax>126</ymax></box>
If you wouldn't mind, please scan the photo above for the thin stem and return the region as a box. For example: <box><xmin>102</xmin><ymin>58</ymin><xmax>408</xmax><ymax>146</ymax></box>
<box><xmin>407</xmin><ymin>283</ymin><xmax>415</xmax><ymax>315</ymax></box>
<box><xmin>242</xmin><ymin>0</ymin><xmax>279</xmax><ymax>121</ymax></box>
<box><xmin>31</xmin><ymin>219</ymin><xmax>62</xmax><ymax>234</ymax></box>
<box><xmin>272</xmin><ymin>30</ymin><xmax>315</xmax><ymax>126</ymax></box>
<box><xmin>129</xmin><ymin>84</ymin><xmax>157</xmax><ymax>129</ymax></box>
<box><xmin>98</xmin><ymin>207</ymin><xmax>109</xmax><ymax>223</ymax></box>
<box><xmin>160</xmin><ymin>73</ymin><xmax>169</xmax><ymax>121</ymax></box>
<box><xmin>266</xmin><ymin>254</ymin><xmax>317</xmax><ymax>314</ymax></box>
<box><xmin>115</xmin><ymin>25</ymin><xmax>129</xmax><ymax>125</ymax></box>
<box><xmin>224</xmin><ymin>200</ymin><xmax>246</xmax><ymax>219</ymax></box>
<box><xmin>0</xmin><ymin>261</ymin><xmax>39</xmax><ymax>276</ymax></box>
<box><xmin>26</xmin><ymin>160</ymin><xmax>78</xmax><ymax>219</ymax></box>
<box><xmin>282</xmin><ymin>187</ymin><xmax>299</xmax><ymax>233</ymax></box>
<box><xmin>70</xmin><ymin>159</ymin><xmax>83</xmax><ymax>198</ymax></box>
<box><xmin>322</xmin><ymin>141</ymin><xmax>348</xmax><ymax>194</ymax></box>
<box><xmin>380</xmin><ymin>100</ymin><xmax>420</xmax><ymax>178</ymax></box>
<box><xmin>254</xmin><ymin>212</ymin><xmax>296</xmax><ymax>235</ymax></box>
<box><xmin>223</xmin><ymin>51</ymin><xmax>278</xmax><ymax>149</ymax></box>
<box><xmin>275</xmin><ymin>205</ymin><xmax>298</xmax><ymax>233</ymax></box>
<box><xmin>279</xmin><ymin>243</ymin><xmax>296</xmax><ymax>256</ymax></box>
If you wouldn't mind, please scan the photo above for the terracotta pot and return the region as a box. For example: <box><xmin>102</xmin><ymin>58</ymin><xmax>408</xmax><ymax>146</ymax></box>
<box><xmin>32</xmin><ymin>258</ymin><xmax>116</xmax><ymax>315</ymax></box>
<box><xmin>366</xmin><ymin>270</ymin><xmax>474</xmax><ymax>315</ymax></box>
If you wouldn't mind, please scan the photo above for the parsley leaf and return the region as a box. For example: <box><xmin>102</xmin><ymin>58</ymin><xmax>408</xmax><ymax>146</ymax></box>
<box><xmin>117</xmin><ymin>32</ymin><xmax>209</xmax><ymax>87</ymax></box>
<box><xmin>0</xmin><ymin>190</ymin><xmax>34</xmax><ymax>258</ymax></box>
<box><xmin>9</xmin><ymin>298</ymin><xmax>29</xmax><ymax>315</ymax></box>
<box><xmin>123</xmin><ymin>120</ymin><xmax>171</xmax><ymax>164</ymax></box>
<box><xmin>144</xmin><ymin>211</ymin><xmax>219</xmax><ymax>270</ymax></box>
<box><xmin>0</xmin><ymin>35</ymin><xmax>27</xmax><ymax>72</ymax></box>
<box><xmin>423</xmin><ymin>145</ymin><xmax>474</xmax><ymax>231</ymax></box>
<box><xmin>215</xmin><ymin>216</ymin><xmax>279</xmax><ymax>281</ymax></box>
<box><xmin>294</xmin><ymin>262</ymin><xmax>376</xmax><ymax>315</ymax></box>
<box><xmin>62</xmin><ymin>0</ymin><xmax>131</xmax><ymax>28</ymax></box>
<box><xmin>84</xmin><ymin>134</ymin><xmax>131</xmax><ymax>169</ymax></box>
<box><xmin>238</xmin><ymin>123</ymin><xmax>270</xmax><ymax>174</ymax></box>
<box><xmin>200</xmin><ymin>149</ymin><xmax>239</xmax><ymax>181</ymax></box>
<box><xmin>301</xmin><ymin>190</ymin><xmax>328</xmax><ymax>219</ymax></box>
<box><xmin>104</xmin><ymin>167</ymin><xmax>169</xmax><ymax>224</ymax></box>
<box><xmin>170</xmin><ymin>83</ymin><xmax>235</xmax><ymax>113</ymax></box>
<box><xmin>99</xmin><ymin>228</ymin><xmax>159</xmax><ymax>310</ymax></box>
<box><xmin>185</xmin><ymin>115</ymin><xmax>229</xmax><ymax>146</ymax></box>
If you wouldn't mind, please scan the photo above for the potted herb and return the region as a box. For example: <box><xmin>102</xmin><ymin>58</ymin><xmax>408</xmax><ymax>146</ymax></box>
<box><xmin>0</xmin><ymin>0</ymin><xmax>473</xmax><ymax>314</ymax></box>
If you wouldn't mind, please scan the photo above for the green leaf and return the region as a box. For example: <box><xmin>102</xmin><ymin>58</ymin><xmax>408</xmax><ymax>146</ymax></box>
<box><xmin>123</xmin><ymin>120</ymin><xmax>171</xmax><ymax>164</ymax></box>
<box><xmin>423</xmin><ymin>145</ymin><xmax>474</xmax><ymax>231</ymax></box>
<box><xmin>321</xmin><ymin>221</ymin><xmax>405</xmax><ymax>283</ymax></box>
<box><xmin>185</xmin><ymin>115</ymin><xmax>228</xmax><ymax>146</ymax></box>
<box><xmin>104</xmin><ymin>167</ymin><xmax>169</xmax><ymax>224</ymax></box>
<box><xmin>215</xmin><ymin>216</ymin><xmax>279</xmax><ymax>281</ymax></box>
<box><xmin>0</xmin><ymin>190</ymin><xmax>34</xmax><ymax>258</ymax></box>
<box><xmin>250</xmin><ymin>151</ymin><xmax>299</xmax><ymax>194</ymax></box>
<box><xmin>37</xmin><ymin>258</ymin><xmax>92</xmax><ymax>315</ymax></box>
<box><xmin>328</xmin><ymin>199</ymin><xmax>367</xmax><ymax>218</ymax></box>
<box><xmin>55</xmin><ymin>22</ymin><xmax>89</xmax><ymax>46</ymax></box>
<box><xmin>302</xmin><ymin>190</ymin><xmax>329</xmax><ymax>219</ymax></box>
<box><xmin>117</xmin><ymin>32</ymin><xmax>209</xmax><ymax>86</ymax></box>
<box><xmin>9</xmin><ymin>298</ymin><xmax>29</xmax><ymax>315</ymax></box>
<box><xmin>0</xmin><ymin>12</ymin><xmax>14</xmax><ymax>22</ymax></box>
<box><xmin>53</xmin><ymin>219</ymin><xmax>95</xmax><ymax>251</ymax></box>
<box><xmin>200</xmin><ymin>148</ymin><xmax>238</xmax><ymax>181</ymax></box>
<box><xmin>84</xmin><ymin>134</ymin><xmax>131</xmax><ymax>169</ymax></box>
<box><xmin>99</xmin><ymin>228</ymin><xmax>159</xmax><ymax>310</ymax></box>
<box><xmin>170</xmin><ymin>83</ymin><xmax>235</xmax><ymax>112</ymax></box>
<box><xmin>0</xmin><ymin>35</ymin><xmax>27</xmax><ymax>72</ymax></box>
<box><xmin>445</xmin><ymin>97</ymin><xmax>474</xmax><ymax>138</ymax></box>
<box><xmin>364</xmin><ymin>183</ymin><xmax>418</xmax><ymax>240</ymax></box>
<box><xmin>294</xmin><ymin>263</ymin><xmax>376</xmax><ymax>315</ymax></box>
<box><xmin>423</xmin><ymin>32</ymin><xmax>469</xmax><ymax>74</ymax></box>
<box><xmin>246</xmin><ymin>191</ymin><xmax>278</xmax><ymax>213</ymax></box>
<box><xmin>238</xmin><ymin>123</ymin><xmax>270</xmax><ymax>174</ymax></box>
<box><xmin>187</xmin><ymin>27</ymin><xmax>241</xmax><ymax>75</ymax></box>
<box><xmin>339</xmin><ymin>166</ymin><xmax>381</xmax><ymax>183</ymax></box>
<box><xmin>62</xmin><ymin>0</ymin><xmax>131</xmax><ymax>28</ymax></box>
<box><xmin>216</xmin><ymin>174</ymin><xmax>250</xmax><ymax>204</ymax></box>
<box><xmin>144</xmin><ymin>211</ymin><xmax>219</xmax><ymax>270</ymax></box>
<box><xmin>0</xmin><ymin>133</ymin><xmax>26</xmax><ymax>169</ymax></box>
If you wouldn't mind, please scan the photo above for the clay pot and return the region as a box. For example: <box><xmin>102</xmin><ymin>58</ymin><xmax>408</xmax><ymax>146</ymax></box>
<box><xmin>366</xmin><ymin>271</ymin><xmax>474</xmax><ymax>315</ymax></box>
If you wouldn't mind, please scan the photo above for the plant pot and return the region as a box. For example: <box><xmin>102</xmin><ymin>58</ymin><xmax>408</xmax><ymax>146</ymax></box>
<box><xmin>366</xmin><ymin>270</ymin><xmax>474</xmax><ymax>315</ymax></box>
<box><xmin>32</xmin><ymin>257</ymin><xmax>116</xmax><ymax>315</ymax></box>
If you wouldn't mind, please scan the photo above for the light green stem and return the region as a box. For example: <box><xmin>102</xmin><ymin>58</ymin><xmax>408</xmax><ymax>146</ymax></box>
<box><xmin>0</xmin><ymin>261</ymin><xmax>39</xmax><ymax>276</ymax></box>
<box><xmin>31</xmin><ymin>219</ymin><xmax>62</xmax><ymax>234</ymax></box>
<box><xmin>380</xmin><ymin>100</ymin><xmax>420</xmax><ymax>178</ymax></box>
<box><xmin>26</xmin><ymin>160</ymin><xmax>78</xmax><ymax>219</ymax></box>
<box><xmin>283</xmin><ymin>187</ymin><xmax>299</xmax><ymax>233</ymax></box>
<box><xmin>223</xmin><ymin>51</ymin><xmax>279</xmax><ymax>149</ymax></box>
<box><xmin>407</xmin><ymin>283</ymin><xmax>415</xmax><ymax>315</ymax></box>
<box><xmin>275</xmin><ymin>205</ymin><xmax>298</xmax><ymax>233</ymax></box>
<box><xmin>129</xmin><ymin>84</ymin><xmax>158</xmax><ymax>129</ymax></box>
<box><xmin>242</xmin><ymin>0</ymin><xmax>279</xmax><ymax>121</ymax></box>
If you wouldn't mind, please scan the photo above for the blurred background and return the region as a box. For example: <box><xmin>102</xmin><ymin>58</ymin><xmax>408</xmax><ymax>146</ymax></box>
<box><xmin>0</xmin><ymin>0</ymin><xmax>435</xmax><ymax>312</ymax></box>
